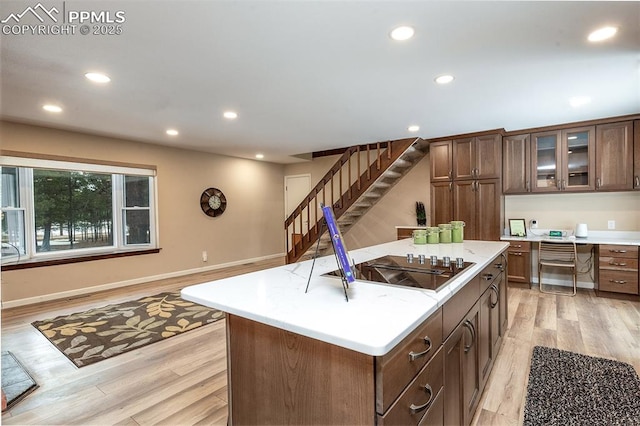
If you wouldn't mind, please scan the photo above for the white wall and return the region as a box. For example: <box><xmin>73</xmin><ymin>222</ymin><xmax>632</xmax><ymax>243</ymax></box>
<box><xmin>504</xmin><ymin>192</ymin><xmax>640</xmax><ymax>234</ymax></box>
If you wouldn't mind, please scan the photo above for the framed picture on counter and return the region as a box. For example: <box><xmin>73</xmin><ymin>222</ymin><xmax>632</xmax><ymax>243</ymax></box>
<box><xmin>509</xmin><ymin>218</ymin><xmax>527</xmax><ymax>237</ymax></box>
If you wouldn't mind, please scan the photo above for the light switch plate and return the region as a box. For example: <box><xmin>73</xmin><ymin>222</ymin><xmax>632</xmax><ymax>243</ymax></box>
<box><xmin>608</xmin><ymin>220</ymin><xmax>615</xmax><ymax>230</ymax></box>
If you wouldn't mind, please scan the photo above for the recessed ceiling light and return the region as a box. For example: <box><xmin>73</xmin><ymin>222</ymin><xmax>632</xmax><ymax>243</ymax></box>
<box><xmin>569</xmin><ymin>96</ymin><xmax>591</xmax><ymax>107</ymax></box>
<box><xmin>588</xmin><ymin>26</ymin><xmax>618</xmax><ymax>42</ymax></box>
<box><xmin>390</xmin><ymin>26</ymin><xmax>414</xmax><ymax>41</ymax></box>
<box><xmin>255</xmin><ymin>154</ymin><xmax>264</xmax><ymax>159</ymax></box>
<box><xmin>85</xmin><ymin>72</ymin><xmax>111</xmax><ymax>83</ymax></box>
<box><xmin>435</xmin><ymin>75</ymin><xmax>455</xmax><ymax>85</ymax></box>
<box><xmin>408</xmin><ymin>125</ymin><xmax>420</xmax><ymax>132</ymax></box>
<box><xmin>223</xmin><ymin>111</ymin><xmax>238</xmax><ymax>119</ymax></box>
<box><xmin>42</xmin><ymin>104</ymin><xmax>62</xmax><ymax>113</ymax></box>
<box><xmin>166</xmin><ymin>129</ymin><xmax>179</xmax><ymax>136</ymax></box>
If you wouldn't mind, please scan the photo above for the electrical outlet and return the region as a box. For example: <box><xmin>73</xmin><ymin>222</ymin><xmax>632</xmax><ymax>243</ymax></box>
<box><xmin>202</xmin><ymin>251</ymin><xmax>208</xmax><ymax>262</ymax></box>
<box><xmin>607</xmin><ymin>220</ymin><xmax>615</xmax><ymax>230</ymax></box>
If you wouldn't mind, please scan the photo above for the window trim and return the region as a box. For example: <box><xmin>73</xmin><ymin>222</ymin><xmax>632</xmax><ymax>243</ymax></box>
<box><xmin>1</xmin><ymin>248</ymin><xmax>161</xmax><ymax>271</ymax></box>
<box><xmin>1</xmin><ymin>152</ymin><xmax>159</xmax><ymax>266</ymax></box>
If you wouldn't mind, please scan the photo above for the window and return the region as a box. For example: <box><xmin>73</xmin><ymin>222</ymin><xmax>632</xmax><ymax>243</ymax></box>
<box><xmin>1</xmin><ymin>156</ymin><xmax>157</xmax><ymax>265</ymax></box>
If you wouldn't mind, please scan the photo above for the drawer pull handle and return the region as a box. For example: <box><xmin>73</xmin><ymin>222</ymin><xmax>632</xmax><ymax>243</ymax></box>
<box><xmin>490</xmin><ymin>284</ymin><xmax>499</xmax><ymax>309</ymax></box>
<box><xmin>482</xmin><ymin>273</ymin><xmax>494</xmax><ymax>281</ymax></box>
<box><xmin>463</xmin><ymin>320</ymin><xmax>475</xmax><ymax>353</ymax></box>
<box><xmin>513</xmin><ymin>244</ymin><xmax>522</xmax><ymax>248</ymax></box>
<box><xmin>610</xmin><ymin>262</ymin><xmax>627</xmax><ymax>267</ymax></box>
<box><xmin>409</xmin><ymin>384</ymin><xmax>434</xmax><ymax>414</ymax></box>
<box><xmin>609</xmin><ymin>280</ymin><xmax>627</xmax><ymax>285</ymax></box>
<box><xmin>609</xmin><ymin>249</ymin><xmax>627</xmax><ymax>253</ymax></box>
<box><xmin>409</xmin><ymin>337</ymin><xmax>433</xmax><ymax>361</ymax></box>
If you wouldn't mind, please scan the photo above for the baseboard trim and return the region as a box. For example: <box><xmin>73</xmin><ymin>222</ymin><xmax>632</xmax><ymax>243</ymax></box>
<box><xmin>533</xmin><ymin>278</ymin><xmax>595</xmax><ymax>290</ymax></box>
<box><xmin>1</xmin><ymin>252</ymin><xmax>284</xmax><ymax>309</ymax></box>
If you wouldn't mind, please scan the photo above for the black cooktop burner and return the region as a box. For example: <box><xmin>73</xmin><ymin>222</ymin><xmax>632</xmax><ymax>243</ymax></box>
<box><xmin>326</xmin><ymin>255</ymin><xmax>475</xmax><ymax>291</ymax></box>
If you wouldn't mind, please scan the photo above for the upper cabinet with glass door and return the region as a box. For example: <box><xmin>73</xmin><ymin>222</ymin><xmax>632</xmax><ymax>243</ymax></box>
<box><xmin>531</xmin><ymin>126</ymin><xmax>595</xmax><ymax>192</ymax></box>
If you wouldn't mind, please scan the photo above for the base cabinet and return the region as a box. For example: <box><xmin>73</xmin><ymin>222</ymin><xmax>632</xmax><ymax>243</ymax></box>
<box><xmin>225</xmin><ymin>249</ymin><xmax>509</xmax><ymax>426</ymax></box>
<box><xmin>444</xmin><ymin>302</ymin><xmax>480</xmax><ymax>426</ymax></box>
<box><xmin>443</xmin><ymin>251</ymin><xmax>507</xmax><ymax>426</ymax></box>
<box><xmin>507</xmin><ymin>241</ymin><xmax>531</xmax><ymax>287</ymax></box>
<box><xmin>596</xmin><ymin>244</ymin><xmax>639</xmax><ymax>297</ymax></box>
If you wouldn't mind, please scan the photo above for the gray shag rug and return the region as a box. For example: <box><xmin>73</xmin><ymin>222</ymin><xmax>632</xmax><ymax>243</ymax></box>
<box><xmin>1</xmin><ymin>351</ymin><xmax>38</xmax><ymax>410</ymax></box>
<box><xmin>524</xmin><ymin>346</ymin><xmax>640</xmax><ymax>425</ymax></box>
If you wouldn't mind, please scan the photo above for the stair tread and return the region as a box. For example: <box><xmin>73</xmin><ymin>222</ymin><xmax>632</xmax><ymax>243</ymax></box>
<box><xmin>287</xmin><ymin>137</ymin><xmax>427</xmax><ymax>263</ymax></box>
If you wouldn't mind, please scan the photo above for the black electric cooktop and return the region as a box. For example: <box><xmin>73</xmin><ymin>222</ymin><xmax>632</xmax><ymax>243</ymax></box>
<box><xmin>326</xmin><ymin>255</ymin><xmax>475</xmax><ymax>292</ymax></box>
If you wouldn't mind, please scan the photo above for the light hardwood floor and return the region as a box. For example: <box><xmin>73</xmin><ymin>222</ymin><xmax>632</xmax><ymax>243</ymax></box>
<box><xmin>2</xmin><ymin>261</ymin><xmax>639</xmax><ymax>425</ymax></box>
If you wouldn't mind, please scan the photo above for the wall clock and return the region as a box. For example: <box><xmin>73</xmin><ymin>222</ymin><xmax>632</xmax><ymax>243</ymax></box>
<box><xmin>200</xmin><ymin>187</ymin><xmax>227</xmax><ymax>217</ymax></box>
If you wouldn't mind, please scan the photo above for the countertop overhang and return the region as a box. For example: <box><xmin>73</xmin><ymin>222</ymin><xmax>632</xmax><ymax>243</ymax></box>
<box><xmin>181</xmin><ymin>239</ymin><xmax>509</xmax><ymax>356</ymax></box>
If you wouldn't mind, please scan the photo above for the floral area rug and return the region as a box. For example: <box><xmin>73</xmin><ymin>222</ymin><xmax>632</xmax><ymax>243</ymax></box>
<box><xmin>32</xmin><ymin>291</ymin><xmax>224</xmax><ymax>367</ymax></box>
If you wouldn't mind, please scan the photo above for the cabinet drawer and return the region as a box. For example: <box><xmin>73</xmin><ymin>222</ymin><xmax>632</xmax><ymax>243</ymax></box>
<box><xmin>443</xmin><ymin>276</ymin><xmax>480</xmax><ymax>338</ymax></box>
<box><xmin>599</xmin><ymin>270</ymin><xmax>639</xmax><ymax>294</ymax></box>
<box><xmin>479</xmin><ymin>257</ymin><xmax>504</xmax><ymax>293</ymax></box>
<box><xmin>378</xmin><ymin>347</ymin><xmax>444</xmax><ymax>425</ymax></box>
<box><xmin>418</xmin><ymin>388</ymin><xmax>444</xmax><ymax>426</ymax></box>
<box><xmin>508</xmin><ymin>241</ymin><xmax>531</xmax><ymax>252</ymax></box>
<box><xmin>599</xmin><ymin>245</ymin><xmax>638</xmax><ymax>259</ymax></box>
<box><xmin>599</xmin><ymin>256</ymin><xmax>639</xmax><ymax>271</ymax></box>
<box><xmin>376</xmin><ymin>309</ymin><xmax>443</xmax><ymax>414</ymax></box>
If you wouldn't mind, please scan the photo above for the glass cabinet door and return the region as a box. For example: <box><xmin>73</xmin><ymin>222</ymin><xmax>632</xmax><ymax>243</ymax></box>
<box><xmin>531</xmin><ymin>131</ymin><xmax>561</xmax><ymax>192</ymax></box>
<box><xmin>562</xmin><ymin>126</ymin><xmax>595</xmax><ymax>191</ymax></box>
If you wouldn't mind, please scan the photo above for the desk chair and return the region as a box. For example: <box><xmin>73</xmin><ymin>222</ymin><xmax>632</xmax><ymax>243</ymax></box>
<box><xmin>538</xmin><ymin>240</ymin><xmax>577</xmax><ymax>296</ymax></box>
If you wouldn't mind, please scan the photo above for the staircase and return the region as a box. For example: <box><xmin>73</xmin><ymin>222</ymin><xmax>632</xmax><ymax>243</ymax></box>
<box><xmin>285</xmin><ymin>137</ymin><xmax>429</xmax><ymax>263</ymax></box>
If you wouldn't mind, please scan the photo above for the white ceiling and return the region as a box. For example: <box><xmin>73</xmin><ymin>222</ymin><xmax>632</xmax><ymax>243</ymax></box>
<box><xmin>1</xmin><ymin>1</ymin><xmax>639</xmax><ymax>164</ymax></box>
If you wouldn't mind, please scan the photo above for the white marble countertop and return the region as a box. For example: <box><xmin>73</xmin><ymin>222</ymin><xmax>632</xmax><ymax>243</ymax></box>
<box><xmin>501</xmin><ymin>230</ymin><xmax>640</xmax><ymax>246</ymax></box>
<box><xmin>181</xmin><ymin>239</ymin><xmax>509</xmax><ymax>356</ymax></box>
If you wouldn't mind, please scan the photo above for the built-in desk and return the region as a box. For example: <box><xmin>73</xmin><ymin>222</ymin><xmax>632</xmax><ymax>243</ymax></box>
<box><xmin>501</xmin><ymin>231</ymin><xmax>640</xmax><ymax>299</ymax></box>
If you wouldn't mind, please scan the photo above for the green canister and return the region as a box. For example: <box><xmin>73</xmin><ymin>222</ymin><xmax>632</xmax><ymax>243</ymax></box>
<box><xmin>438</xmin><ymin>223</ymin><xmax>452</xmax><ymax>243</ymax></box>
<box><xmin>450</xmin><ymin>220</ymin><xmax>465</xmax><ymax>243</ymax></box>
<box><xmin>426</xmin><ymin>227</ymin><xmax>440</xmax><ymax>244</ymax></box>
<box><xmin>413</xmin><ymin>229</ymin><xmax>427</xmax><ymax>244</ymax></box>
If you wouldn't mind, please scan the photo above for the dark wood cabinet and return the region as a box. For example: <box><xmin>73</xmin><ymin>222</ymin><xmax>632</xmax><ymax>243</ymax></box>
<box><xmin>430</xmin><ymin>133</ymin><xmax>502</xmax><ymax>240</ymax></box>
<box><xmin>634</xmin><ymin>120</ymin><xmax>640</xmax><ymax>190</ymax></box>
<box><xmin>595</xmin><ymin>121</ymin><xmax>634</xmax><ymax>191</ymax></box>
<box><xmin>377</xmin><ymin>310</ymin><xmax>444</xmax><ymax>425</ymax></box>
<box><xmin>531</xmin><ymin>126</ymin><xmax>595</xmax><ymax>192</ymax></box>
<box><xmin>503</xmin><ymin>118</ymin><xmax>640</xmax><ymax>195</ymax></box>
<box><xmin>442</xmin><ymin>249</ymin><xmax>507</xmax><ymax>426</ymax></box>
<box><xmin>453</xmin><ymin>179</ymin><xmax>501</xmax><ymax>241</ymax></box>
<box><xmin>478</xmin><ymin>256</ymin><xmax>506</xmax><ymax>391</ymax></box>
<box><xmin>453</xmin><ymin>134</ymin><xmax>502</xmax><ymax>181</ymax></box>
<box><xmin>502</xmin><ymin>134</ymin><xmax>530</xmax><ymax>194</ymax></box>
<box><xmin>596</xmin><ymin>245</ymin><xmax>639</xmax><ymax>296</ymax></box>
<box><xmin>397</xmin><ymin>227</ymin><xmax>425</xmax><ymax>240</ymax></box>
<box><xmin>444</xmin><ymin>302</ymin><xmax>480</xmax><ymax>426</ymax></box>
<box><xmin>507</xmin><ymin>241</ymin><xmax>531</xmax><ymax>287</ymax></box>
<box><xmin>224</xmin><ymin>249</ymin><xmax>509</xmax><ymax>426</ymax></box>
<box><xmin>430</xmin><ymin>181</ymin><xmax>453</xmax><ymax>226</ymax></box>
<box><xmin>430</xmin><ymin>141</ymin><xmax>453</xmax><ymax>182</ymax></box>
<box><xmin>498</xmin><ymin>253</ymin><xmax>508</xmax><ymax>337</ymax></box>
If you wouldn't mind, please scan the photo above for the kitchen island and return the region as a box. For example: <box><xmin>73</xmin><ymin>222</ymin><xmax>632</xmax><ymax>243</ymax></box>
<box><xmin>182</xmin><ymin>239</ymin><xmax>510</xmax><ymax>425</ymax></box>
